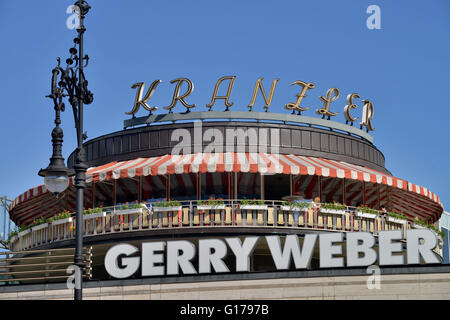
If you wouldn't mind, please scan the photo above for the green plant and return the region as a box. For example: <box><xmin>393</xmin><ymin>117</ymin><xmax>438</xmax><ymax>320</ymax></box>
<box><xmin>198</xmin><ymin>199</ymin><xmax>225</xmax><ymax>206</ymax></box>
<box><xmin>48</xmin><ymin>210</ymin><xmax>72</xmax><ymax>223</ymax></box>
<box><xmin>321</xmin><ymin>202</ymin><xmax>346</xmax><ymax>211</ymax></box>
<box><xmin>357</xmin><ymin>205</ymin><xmax>379</xmax><ymax>214</ymax></box>
<box><xmin>388</xmin><ymin>211</ymin><xmax>408</xmax><ymax>220</ymax></box>
<box><xmin>282</xmin><ymin>201</ymin><xmax>309</xmax><ymax>209</ymax></box>
<box><xmin>7</xmin><ymin>227</ymin><xmax>19</xmax><ymax>242</ymax></box>
<box><xmin>413</xmin><ymin>218</ymin><xmax>445</xmax><ymax>238</ymax></box>
<box><xmin>118</xmin><ymin>202</ymin><xmax>144</xmax><ymax>210</ymax></box>
<box><xmin>153</xmin><ymin>200</ymin><xmax>181</xmax><ymax>207</ymax></box>
<box><xmin>8</xmin><ymin>225</ymin><xmax>30</xmax><ymax>239</ymax></box>
<box><xmin>413</xmin><ymin>218</ymin><xmax>427</xmax><ymax>227</ymax></box>
<box><xmin>83</xmin><ymin>206</ymin><xmax>103</xmax><ymax>215</ymax></box>
<box><xmin>30</xmin><ymin>217</ymin><xmax>47</xmax><ymax>227</ymax></box>
<box><xmin>240</xmin><ymin>198</ymin><xmax>264</xmax><ymax>205</ymax></box>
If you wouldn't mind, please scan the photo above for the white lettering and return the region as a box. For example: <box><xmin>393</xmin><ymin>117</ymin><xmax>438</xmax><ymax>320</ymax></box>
<box><xmin>198</xmin><ymin>239</ymin><xmax>229</xmax><ymax>273</ymax></box>
<box><xmin>266</xmin><ymin>234</ymin><xmax>317</xmax><ymax>270</ymax></box>
<box><xmin>320</xmin><ymin>233</ymin><xmax>344</xmax><ymax>268</ymax></box>
<box><xmin>142</xmin><ymin>242</ymin><xmax>165</xmax><ymax>276</ymax></box>
<box><xmin>104</xmin><ymin>244</ymin><xmax>140</xmax><ymax>279</ymax></box>
<box><xmin>225</xmin><ymin>237</ymin><xmax>259</xmax><ymax>272</ymax></box>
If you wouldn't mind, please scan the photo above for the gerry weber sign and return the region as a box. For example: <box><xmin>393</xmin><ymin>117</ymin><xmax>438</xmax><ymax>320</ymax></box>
<box><xmin>104</xmin><ymin>230</ymin><xmax>440</xmax><ymax>279</ymax></box>
<box><xmin>126</xmin><ymin>76</ymin><xmax>375</xmax><ymax>132</ymax></box>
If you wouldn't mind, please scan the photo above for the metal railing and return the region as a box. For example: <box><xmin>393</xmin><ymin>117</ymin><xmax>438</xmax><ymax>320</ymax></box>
<box><xmin>0</xmin><ymin>247</ymin><xmax>92</xmax><ymax>285</ymax></box>
<box><xmin>9</xmin><ymin>200</ymin><xmax>423</xmax><ymax>252</ymax></box>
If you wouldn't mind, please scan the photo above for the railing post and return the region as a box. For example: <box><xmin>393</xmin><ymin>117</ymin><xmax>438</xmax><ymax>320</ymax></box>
<box><xmin>110</xmin><ymin>210</ymin><xmax>114</xmax><ymax>233</ymax></box>
<box><xmin>189</xmin><ymin>201</ymin><xmax>193</xmax><ymax>227</ymax></box>
<box><xmin>314</xmin><ymin>208</ymin><xmax>317</xmax><ymax>229</ymax></box>
<box><xmin>231</xmin><ymin>200</ymin><xmax>235</xmax><ymax>226</ymax></box>
<box><xmin>350</xmin><ymin>211</ymin><xmax>354</xmax><ymax>232</ymax></box>
<box><xmin>130</xmin><ymin>214</ymin><xmax>134</xmax><ymax>231</ymax></box>
<box><xmin>274</xmin><ymin>206</ymin><xmax>278</xmax><ymax>227</ymax></box>
<box><xmin>150</xmin><ymin>207</ymin><xmax>154</xmax><ymax>229</ymax></box>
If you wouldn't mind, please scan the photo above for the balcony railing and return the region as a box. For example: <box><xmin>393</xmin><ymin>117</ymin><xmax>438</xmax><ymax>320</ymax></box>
<box><xmin>0</xmin><ymin>247</ymin><xmax>92</xmax><ymax>285</ymax></box>
<box><xmin>8</xmin><ymin>200</ymin><xmax>438</xmax><ymax>252</ymax></box>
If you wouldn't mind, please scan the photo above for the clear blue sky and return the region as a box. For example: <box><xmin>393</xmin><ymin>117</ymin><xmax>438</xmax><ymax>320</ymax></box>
<box><xmin>0</xmin><ymin>0</ymin><xmax>449</xmax><ymax>211</ymax></box>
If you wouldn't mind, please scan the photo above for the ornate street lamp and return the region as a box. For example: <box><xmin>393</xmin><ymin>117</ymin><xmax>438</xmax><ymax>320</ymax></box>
<box><xmin>38</xmin><ymin>0</ymin><xmax>93</xmax><ymax>300</ymax></box>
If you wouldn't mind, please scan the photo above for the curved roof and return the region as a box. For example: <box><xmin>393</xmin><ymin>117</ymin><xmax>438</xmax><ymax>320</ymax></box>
<box><xmin>10</xmin><ymin>153</ymin><xmax>443</xmax><ymax>225</ymax></box>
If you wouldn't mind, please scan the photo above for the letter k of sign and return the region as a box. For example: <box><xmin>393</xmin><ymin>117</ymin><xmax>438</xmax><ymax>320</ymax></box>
<box><xmin>126</xmin><ymin>80</ymin><xmax>162</xmax><ymax>116</ymax></box>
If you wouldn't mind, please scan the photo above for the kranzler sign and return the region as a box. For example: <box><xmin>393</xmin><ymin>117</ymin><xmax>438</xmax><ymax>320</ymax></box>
<box><xmin>126</xmin><ymin>76</ymin><xmax>375</xmax><ymax>131</ymax></box>
<box><xmin>104</xmin><ymin>230</ymin><xmax>440</xmax><ymax>279</ymax></box>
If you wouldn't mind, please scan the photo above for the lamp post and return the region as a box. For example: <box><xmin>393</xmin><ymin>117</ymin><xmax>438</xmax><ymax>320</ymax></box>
<box><xmin>38</xmin><ymin>0</ymin><xmax>93</xmax><ymax>300</ymax></box>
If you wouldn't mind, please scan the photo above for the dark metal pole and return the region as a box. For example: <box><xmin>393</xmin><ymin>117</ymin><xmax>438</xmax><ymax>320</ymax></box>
<box><xmin>73</xmin><ymin>2</ymin><xmax>88</xmax><ymax>301</ymax></box>
<box><xmin>40</xmin><ymin>1</ymin><xmax>93</xmax><ymax>300</ymax></box>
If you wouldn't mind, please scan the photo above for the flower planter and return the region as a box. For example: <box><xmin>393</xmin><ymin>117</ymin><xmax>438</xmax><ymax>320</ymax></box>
<box><xmin>51</xmin><ymin>217</ymin><xmax>73</xmax><ymax>226</ymax></box>
<box><xmin>320</xmin><ymin>208</ymin><xmax>346</xmax><ymax>215</ymax></box>
<box><xmin>31</xmin><ymin>223</ymin><xmax>49</xmax><ymax>232</ymax></box>
<box><xmin>115</xmin><ymin>208</ymin><xmax>143</xmax><ymax>215</ymax></box>
<box><xmin>9</xmin><ymin>235</ymin><xmax>18</xmax><ymax>244</ymax></box>
<box><xmin>412</xmin><ymin>223</ymin><xmax>426</xmax><ymax>229</ymax></box>
<box><xmin>356</xmin><ymin>212</ymin><xmax>378</xmax><ymax>219</ymax></box>
<box><xmin>18</xmin><ymin>229</ymin><xmax>31</xmax><ymax>237</ymax></box>
<box><xmin>83</xmin><ymin>211</ymin><xmax>107</xmax><ymax>220</ymax></box>
<box><xmin>280</xmin><ymin>206</ymin><xmax>308</xmax><ymax>212</ymax></box>
<box><xmin>197</xmin><ymin>205</ymin><xmax>226</xmax><ymax>210</ymax></box>
<box><xmin>152</xmin><ymin>206</ymin><xmax>182</xmax><ymax>212</ymax></box>
<box><xmin>240</xmin><ymin>205</ymin><xmax>268</xmax><ymax>210</ymax></box>
<box><xmin>387</xmin><ymin>217</ymin><xmax>407</xmax><ymax>225</ymax></box>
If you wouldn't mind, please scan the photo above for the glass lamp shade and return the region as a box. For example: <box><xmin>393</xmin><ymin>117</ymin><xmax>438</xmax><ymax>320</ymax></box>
<box><xmin>44</xmin><ymin>175</ymin><xmax>70</xmax><ymax>195</ymax></box>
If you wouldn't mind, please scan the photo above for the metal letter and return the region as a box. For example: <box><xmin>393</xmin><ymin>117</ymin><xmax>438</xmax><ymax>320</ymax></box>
<box><xmin>406</xmin><ymin>229</ymin><xmax>440</xmax><ymax>264</ymax></box>
<box><xmin>164</xmin><ymin>78</ymin><xmax>196</xmax><ymax>113</ymax></box>
<box><xmin>225</xmin><ymin>237</ymin><xmax>259</xmax><ymax>272</ymax></box>
<box><xmin>266</xmin><ymin>234</ymin><xmax>317</xmax><ymax>270</ymax></box>
<box><xmin>316</xmin><ymin>88</ymin><xmax>340</xmax><ymax>119</ymax></box>
<box><xmin>319</xmin><ymin>233</ymin><xmax>344</xmax><ymax>268</ymax></box>
<box><xmin>360</xmin><ymin>100</ymin><xmax>375</xmax><ymax>132</ymax></box>
<box><xmin>206</xmin><ymin>76</ymin><xmax>236</xmax><ymax>111</ymax></box>
<box><xmin>104</xmin><ymin>244</ymin><xmax>140</xmax><ymax>279</ymax></box>
<box><xmin>285</xmin><ymin>80</ymin><xmax>315</xmax><ymax>115</ymax></box>
<box><xmin>167</xmin><ymin>240</ymin><xmax>197</xmax><ymax>275</ymax></box>
<box><xmin>248</xmin><ymin>77</ymin><xmax>280</xmax><ymax>112</ymax></box>
<box><xmin>346</xmin><ymin>232</ymin><xmax>377</xmax><ymax>267</ymax></box>
<box><xmin>344</xmin><ymin>93</ymin><xmax>360</xmax><ymax>125</ymax></box>
<box><xmin>126</xmin><ymin>80</ymin><xmax>161</xmax><ymax>115</ymax></box>
<box><xmin>378</xmin><ymin>230</ymin><xmax>404</xmax><ymax>266</ymax></box>
<box><xmin>142</xmin><ymin>241</ymin><xmax>166</xmax><ymax>276</ymax></box>
<box><xmin>198</xmin><ymin>239</ymin><xmax>230</xmax><ymax>273</ymax></box>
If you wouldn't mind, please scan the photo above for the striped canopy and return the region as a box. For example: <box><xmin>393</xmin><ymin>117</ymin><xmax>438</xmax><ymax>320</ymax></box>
<box><xmin>10</xmin><ymin>153</ymin><xmax>443</xmax><ymax>225</ymax></box>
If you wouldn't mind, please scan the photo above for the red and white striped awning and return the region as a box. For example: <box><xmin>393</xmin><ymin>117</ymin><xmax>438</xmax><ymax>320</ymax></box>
<box><xmin>10</xmin><ymin>153</ymin><xmax>443</xmax><ymax>224</ymax></box>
